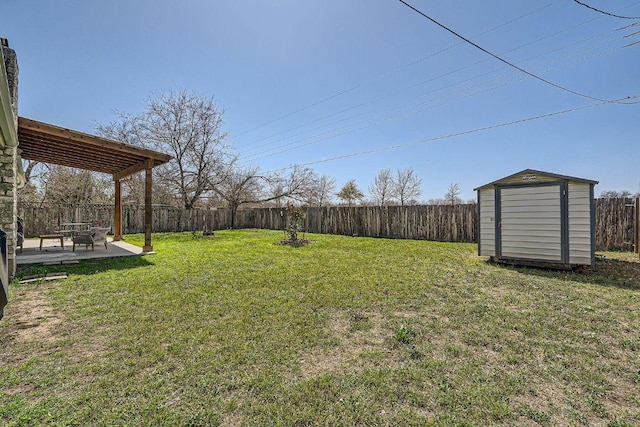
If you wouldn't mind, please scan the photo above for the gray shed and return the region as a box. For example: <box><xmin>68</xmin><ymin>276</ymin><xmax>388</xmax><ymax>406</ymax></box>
<box><xmin>475</xmin><ymin>169</ymin><xmax>598</xmax><ymax>267</ymax></box>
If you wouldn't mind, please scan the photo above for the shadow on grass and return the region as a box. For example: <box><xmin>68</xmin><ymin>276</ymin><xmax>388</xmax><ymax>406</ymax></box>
<box><xmin>490</xmin><ymin>256</ymin><xmax>640</xmax><ymax>291</ymax></box>
<box><xmin>15</xmin><ymin>255</ymin><xmax>155</xmax><ymax>280</ymax></box>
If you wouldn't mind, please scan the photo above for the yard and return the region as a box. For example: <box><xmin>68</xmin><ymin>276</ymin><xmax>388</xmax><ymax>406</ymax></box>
<box><xmin>1</xmin><ymin>230</ymin><xmax>639</xmax><ymax>426</ymax></box>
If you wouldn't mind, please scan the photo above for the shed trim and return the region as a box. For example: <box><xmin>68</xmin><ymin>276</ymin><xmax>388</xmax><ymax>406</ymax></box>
<box><xmin>590</xmin><ymin>184</ymin><xmax>596</xmax><ymax>265</ymax></box>
<box><xmin>560</xmin><ymin>181</ymin><xmax>569</xmax><ymax>264</ymax></box>
<box><xmin>476</xmin><ymin>190</ymin><xmax>481</xmax><ymax>256</ymax></box>
<box><xmin>494</xmin><ymin>186</ymin><xmax>501</xmax><ymax>257</ymax></box>
<box><xmin>474</xmin><ymin>169</ymin><xmax>598</xmax><ymax>191</ymax></box>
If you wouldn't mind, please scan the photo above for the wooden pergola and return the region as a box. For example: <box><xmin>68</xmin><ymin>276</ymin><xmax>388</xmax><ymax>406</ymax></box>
<box><xmin>16</xmin><ymin>117</ymin><xmax>172</xmax><ymax>252</ymax></box>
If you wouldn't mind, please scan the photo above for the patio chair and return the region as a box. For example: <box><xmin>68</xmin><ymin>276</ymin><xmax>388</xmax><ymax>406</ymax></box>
<box><xmin>72</xmin><ymin>230</ymin><xmax>94</xmax><ymax>251</ymax></box>
<box><xmin>90</xmin><ymin>227</ymin><xmax>109</xmax><ymax>250</ymax></box>
<box><xmin>72</xmin><ymin>227</ymin><xmax>109</xmax><ymax>251</ymax></box>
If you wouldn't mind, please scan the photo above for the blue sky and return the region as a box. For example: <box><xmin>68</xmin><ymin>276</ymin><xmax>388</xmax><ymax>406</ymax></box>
<box><xmin>3</xmin><ymin>0</ymin><xmax>639</xmax><ymax>201</ymax></box>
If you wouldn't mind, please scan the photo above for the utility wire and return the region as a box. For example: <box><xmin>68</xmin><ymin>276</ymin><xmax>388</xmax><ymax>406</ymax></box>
<box><xmin>239</xmin><ymin>2</ymin><xmax>639</xmax><ymax>165</ymax></box>
<box><xmin>266</xmin><ymin>101</ymin><xmax>612</xmax><ymax>174</ymax></box>
<box><xmin>239</xmin><ymin>13</ymin><xmax>615</xmax><ymax>156</ymax></box>
<box><xmin>242</xmin><ymin>52</ymin><xmax>635</xmax><ymax>164</ymax></box>
<box><xmin>245</xmin><ymin>43</ymin><xmax>639</xmax><ymax>166</ymax></box>
<box><xmin>397</xmin><ymin>0</ymin><xmax>638</xmax><ymax>105</ymax></box>
<box><xmin>242</xmin><ymin>3</ymin><xmax>639</xmax><ymax>159</ymax></box>
<box><xmin>240</xmin><ymin>33</ymin><xmax>637</xmax><ymax>163</ymax></box>
<box><xmin>238</xmin><ymin>1</ymin><xmax>640</xmax><ymax>151</ymax></box>
<box><xmin>233</xmin><ymin>1</ymin><xmax>564</xmax><ymax>141</ymax></box>
<box><xmin>572</xmin><ymin>0</ymin><xmax>640</xmax><ymax>19</ymax></box>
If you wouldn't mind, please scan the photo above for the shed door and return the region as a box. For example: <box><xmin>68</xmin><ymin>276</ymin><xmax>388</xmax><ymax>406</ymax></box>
<box><xmin>498</xmin><ymin>185</ymin><xmax>564</xmax><ymax>262</ymax></box>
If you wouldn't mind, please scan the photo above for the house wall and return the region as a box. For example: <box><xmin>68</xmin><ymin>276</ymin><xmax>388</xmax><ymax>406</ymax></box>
<box><xmin>0</xmin><ymin>38</ymin><xmax>19</xmax><ymax>278</ymax></box>
<box><xmin>478</xmin><ymin>188</ymin><xmax>495</xmax><ymax>256</ymax></box>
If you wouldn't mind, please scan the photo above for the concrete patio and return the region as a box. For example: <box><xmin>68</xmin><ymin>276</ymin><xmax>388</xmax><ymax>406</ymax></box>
<box><xmin>16</xmin><ymin>237</ymin><xmax>153</xmax><ymax>265</ymax></box>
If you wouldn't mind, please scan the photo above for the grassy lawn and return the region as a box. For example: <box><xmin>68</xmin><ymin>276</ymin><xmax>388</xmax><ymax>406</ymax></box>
<box><xmin>1</xmin><ymin>229</ymin><xmax>639</xmax><ymax>426</ymax></box>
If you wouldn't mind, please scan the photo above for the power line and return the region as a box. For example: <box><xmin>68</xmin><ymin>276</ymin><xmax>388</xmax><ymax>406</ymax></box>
<box><xmin>266</xmin><ymin>101</ymin><xmax>613</xmax><ymax>174</ymax></box>
<box><xmin>397</xmin><ymin>0</ymin><xmax>638</xmax><ymax>105</ymax></box>
<box><xmin>238</xmin><ymin>13</ymin><xmax>617</xmax><ymax>157</ymax></box>
<box><xmin>242</xmin><ymin>4</ymin><xmax>639</xmax><ymax>160</ymax></box>
<box><xmin>233</xmin><ymin>1</ymin><xmax>564</xmax><ymax>141</ymax></box>
<box><xmin>241</xmin><ymin>49</ymin><xmax>634</xmax><ymax>164</ymax></box>
<box><xmin>572</xmin><ymin>0</ymin><xmax>640</xmax><ymax>19</ymax></box>
<box><xmin>237</xmin><ymin>2</ymin><xmax>639</xmax><ymax>167</ymax></box>
<box><xmin>239</xmin><ymin>33</ymin><xmax>636</xmax><ymax>163</ymax></box>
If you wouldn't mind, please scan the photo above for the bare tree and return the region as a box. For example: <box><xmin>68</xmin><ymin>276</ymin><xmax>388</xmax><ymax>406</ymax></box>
<box><xmin>599</xmin><ymin>190</ymin><xmax>633</xmax><ymax>198</ymax></box>
<box><xmin>213</xmin><ymin>165</ymin><xmax>315</xmax><ymax>228</ymax></box>
<box><xmin>269</xmin><ymin>181</ymin><xmax>286</xmax><ymax>208</ymax></box>
<box><xmin>96</xmin><ymin>113</ymin><xmax>180</xmax><ymax>206</ymax></box>
<box><xmin>39</xmin><ymin>165</ymin><xmax>111</xmax><ymax>206</ymax></box>
<box><xmin>393</xmin><ymin>167</ymin><xmax>422</xmax><ymax>206</ymax></box>
<box><xmin>278</xmin><ymin>166</ymin><xmax>317</xmax><ymax>205</ymax></box>
<box><xmin>444</xmin><ymin>182</ymin><xmax>462</xmax><ymax>205</ymax></box>
<box><xmin>119</xmin><ymin>172</ymin><xmax>177</xmax><ymax>206</ymax></box>
<box><xmin>144</xmin><ymin>90</ymin><xmax>235</xmax><ymax>209</ymax></box>
<box><xmin>97</xmin><ymin>90</ymin><xmax>235</xmax><ymax>209</ymax></box>
<box><xmin>306</xmin><ymin>174</ymin><xmax>336</xmax><ymax>207</ymax></box>
<box><xmin>337</xmin><ymin>180</ymin><xmax>364</xmax><ymax>207</ymax></box>
<box><xmin>369</xmin><ymin>168</ymin><xmax>394</xmax><ymax>206</ymax></box>
<box><xmin>22</xmin><ymin>159</ymin><xmax>44</xmax><ymax>184</ymax></box>
<box><xmin>94</xmin><ymin>110</ymin><xmax>140</xmax><ymax>145</ymax></box>
<box><xmin>18</xmin><ymin>160</ymin><xmax>48</xmax><ymax>203</ymax></box>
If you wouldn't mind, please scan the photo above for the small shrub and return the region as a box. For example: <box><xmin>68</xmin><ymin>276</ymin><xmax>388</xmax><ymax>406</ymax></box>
<box><xmin>394</xmin><ymin>324</ymin><xmax>416</xmax><ymax>346</ymax></box>
<box><xmin>277</xmin><ymin>204</ymin><xmax>310</xmax><ymax>247</ymax></box>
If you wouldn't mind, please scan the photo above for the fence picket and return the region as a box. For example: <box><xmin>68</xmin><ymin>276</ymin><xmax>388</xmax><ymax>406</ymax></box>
<box><xmin>18</xmin><ymin>198</ymin><xmax>634</xmax><ymax>250</ymax></box>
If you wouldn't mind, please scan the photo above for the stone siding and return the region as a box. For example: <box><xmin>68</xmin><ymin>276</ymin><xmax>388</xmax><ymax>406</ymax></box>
<box><xmin>1</xmin><ymin>38</ymin><xmax>19</xmax><ymax>277</ymax></box>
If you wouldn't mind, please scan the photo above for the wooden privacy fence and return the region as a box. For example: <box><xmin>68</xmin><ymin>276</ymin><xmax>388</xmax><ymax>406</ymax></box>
<box><xmin>18</xmin><ymin>198</ymin><xmax>636</xmax><ymax>250</ymax></box>
<box><xmin>594</xmin><ymin>198</ymin><xmax>636</xmax><ymax>251</ymax></box>
<box><xmin>232</xmin><ymin>205</ymin><xmax>478</xmax><ymax>242</ymax></box>
<box><xmin>18</xmin><ymin>203</ymin><xmax>477</xmax><ymax>242</ymax></box>
<box><xmin>18</xmin><ymin>204</ymin><xmax>233</xmax><ymax>237</ymax></box>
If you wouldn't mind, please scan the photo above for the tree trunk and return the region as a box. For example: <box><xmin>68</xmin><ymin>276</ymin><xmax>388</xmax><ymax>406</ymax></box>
<box><xmin>231</xmin><ymin>203</ymin><xmax>238</xmax><ymax>229</ymax></box>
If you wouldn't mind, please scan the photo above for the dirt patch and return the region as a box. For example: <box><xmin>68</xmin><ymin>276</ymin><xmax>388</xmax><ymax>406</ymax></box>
<box><xmin>299</xmin><ymin>310</ymin><xmax>391</xmax><ymax>379</ymax></box>
<box><xmin>0</xmin><ymin>283</ymin><xmax>65</xmax><ymax>364</ymax></box>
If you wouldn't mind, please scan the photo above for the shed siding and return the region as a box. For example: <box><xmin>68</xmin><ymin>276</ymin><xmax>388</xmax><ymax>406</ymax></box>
<box><xmin>496</xmin><ymin>173</ymin><xmax>562</xmax><ymax>186</ymax></box>
<box><xmin>500</xmin><ymin>185</ymin><xmax>562</xmax><ymax>261</ymax></box>
<box><xmin>479</xmin><ymin>188</ymin><xmax>495</xmax><ymax>256</ymax></box>
<box><xmin>568</xmin><ymin>183</ymin><xmax>592</xmax><ymax>265</ymax></box>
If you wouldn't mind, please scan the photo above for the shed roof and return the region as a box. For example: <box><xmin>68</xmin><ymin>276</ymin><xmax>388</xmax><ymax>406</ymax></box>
<box><xmin>474</xmin><ymin>169</ymin><xmax>598</xmax><ymax>191</ymax></box>
<box><xmin>17</xmin><ymin>117</ymin><xmax>172</xmax><ymax>179</ymax></box>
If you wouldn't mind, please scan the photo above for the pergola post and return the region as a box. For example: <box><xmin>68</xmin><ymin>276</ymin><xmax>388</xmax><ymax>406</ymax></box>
<box><xmin>17</xmin><ymin>117</ymin><xmax>171</xmax><ymax>254</ymax></box>
<box><xmin>143</xmin><ymin>163</ymin><xmax>153</xmax><ymax>252</ymax></box>
<box><xmin>113</xmin><ymin>178</ymin><xmax>123</xmax><ymax>241</ymax></box>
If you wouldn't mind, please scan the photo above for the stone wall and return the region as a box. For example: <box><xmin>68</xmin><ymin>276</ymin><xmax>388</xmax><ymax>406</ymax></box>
<box><xmin>1</xmin><ymin>39</ymin><xmax>18</xmax><ymax>117</ymax></box>
<box><xmin>1</xmin><ymin>37</ymin><xmax>19</xmax><ymax>277</ymax></box>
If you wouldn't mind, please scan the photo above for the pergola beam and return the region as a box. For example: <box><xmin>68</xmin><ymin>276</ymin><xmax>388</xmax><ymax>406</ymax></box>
<box><xmin>19</xmin><ymin>117</ymin><xmax>170</xmax><ymax>161</ymax></box>
<box><xmin>114</xmin><ymin>159</ymin><xmax>154</xmax><ymax>182</ymax></box>
<box><xmin>17</xmin><ymin>117</ymin><xmax>171</xmax><ymax>252</ymax></box>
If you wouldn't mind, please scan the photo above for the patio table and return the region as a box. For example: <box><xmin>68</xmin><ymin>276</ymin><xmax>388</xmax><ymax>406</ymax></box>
<box><xmin>39</xmin><ymin>233</ymin><xmax>64</xmax><ymax>250</ymax></box>
<box><xmin>59</xmin><ymin>222</ymin><xmax>92</xmax><ymax>239</ymax></box>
